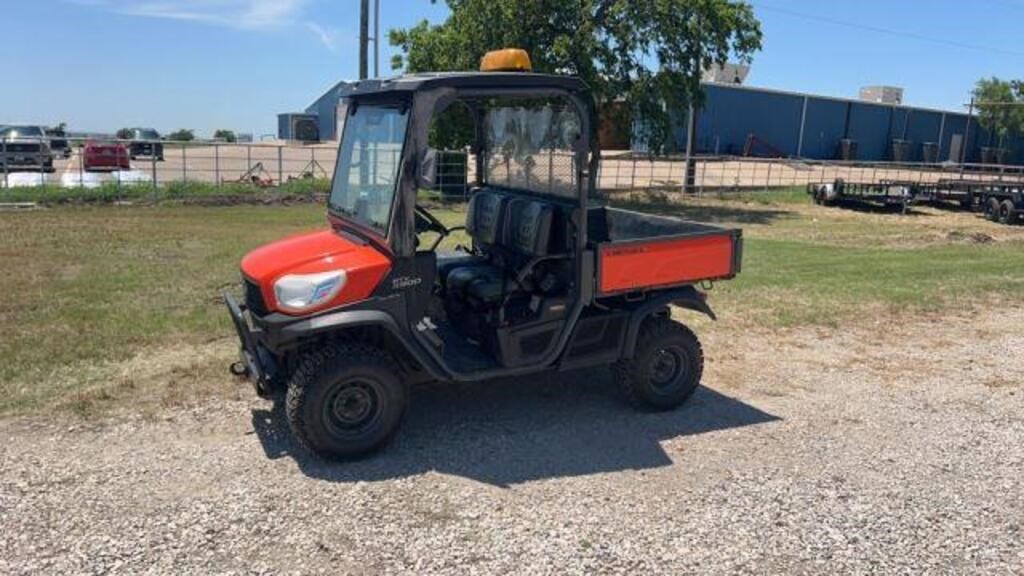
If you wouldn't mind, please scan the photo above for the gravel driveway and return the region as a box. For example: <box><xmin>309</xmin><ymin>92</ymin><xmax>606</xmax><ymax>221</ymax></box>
<box><xmin>2</xmin><ymin>307</ymin><xmax>1022</xmax><ymax>575</ymax></box>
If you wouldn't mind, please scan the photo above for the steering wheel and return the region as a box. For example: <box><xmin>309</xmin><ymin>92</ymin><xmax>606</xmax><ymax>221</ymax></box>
<box><xmin>415</xmin><ymin>205</ymin><xmax>451</xmax><ymax>252</ymax></box>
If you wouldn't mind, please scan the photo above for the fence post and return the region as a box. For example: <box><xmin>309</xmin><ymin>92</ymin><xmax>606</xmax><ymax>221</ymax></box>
<box><xmin>79</xmin><ymin>141</ymin><xmax>85</xmax><ymax>190</ymax></box>
<box><xmin>2</xmin><ymin>137</ymin><xmax>7</xmax><ymax>194</ymax></box>
<box><xmin>181</xmin><ymin>144</ymin><xmax>187</xmax><ymax>182</ymax></box>
<box><xmin>765</xmin><ymin>161</ymin><xmax>772</xmax><ymax>193</ymax></box>
<box><xmin>277</xmin><ymin>146</ymin><xmax>284</xmax><ymax>184</ymax></box>
<box><xmin>215</xmin><ymin>143</ymin><xmax>220</xmax><ymax>188</ymax></box>
<box><xmin>151</xmin><ymin>147</ymin><xmax>158</xmax><ymax>197</ymax></box>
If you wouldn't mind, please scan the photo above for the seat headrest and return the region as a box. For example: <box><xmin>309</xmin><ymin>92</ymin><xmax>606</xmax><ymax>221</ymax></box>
<box><xmin>466</xmin><ymin>191</ymin><xmax>506</xmax><ymax>246</ymax></box>
<box><xmin>505</xmin><ymin>199</ymin><xmax>553</xmax><ymax>256</ymax></box>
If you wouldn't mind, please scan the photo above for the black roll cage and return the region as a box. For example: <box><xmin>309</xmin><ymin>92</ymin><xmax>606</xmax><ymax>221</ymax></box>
<box><xmin>334</xmin><ymin>73</ymin><xmax>600</xmax><ymax>260</ymax></box>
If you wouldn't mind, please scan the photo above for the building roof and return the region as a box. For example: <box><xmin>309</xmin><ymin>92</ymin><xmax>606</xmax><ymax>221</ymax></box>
<box><xmin>704</xmin><ymin>81</ymin><xmax>967</xmax><ymax>118</ymax></box>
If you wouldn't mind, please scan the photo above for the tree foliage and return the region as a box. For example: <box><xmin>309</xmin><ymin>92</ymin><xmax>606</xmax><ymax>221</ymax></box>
<box><xmin>167</xmin><ymin>129</ymin><xmax>195</xmax><ymax>142</ymax></box>
<box><xmin>213</xmin><ymin>129</ymin><xmax>238</xmax><ymax>143</ymax></box>
<box><xmin>974</xmin><ymin>77</ymin><xmax>1024</xmax><ymax>147</ymax></box>
<box><xmin>389</xmin><ymin>0</ymin><xmax>762</xmax><ymax>152</ymax></box>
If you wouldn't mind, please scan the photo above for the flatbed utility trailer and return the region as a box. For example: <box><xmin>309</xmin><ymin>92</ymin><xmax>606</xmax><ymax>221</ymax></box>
<box><xmin>971</xmin><ymin>181</ymin><xmax>1024</xmax><ymax>225</ymax></box>
<box><xmin>224</xmin><ymin>49</ymin><xmax>743</xmax><ymax>459</ymax></box>
<box><xmin>807</xmin><ymin>179</ymin><xmax>917</xmax><ymax>213</ymax></box>
<box><xmin>929</xmin><ymin>179</ymin><xmax>979</xmax><ymax>209</ymax></box>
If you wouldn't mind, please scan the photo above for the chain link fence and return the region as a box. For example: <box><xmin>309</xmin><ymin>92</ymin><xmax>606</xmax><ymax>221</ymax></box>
<box><xmin>1</xmin><ymin>137</ymin><xmax>337</xmax><ymax>201</ymax></box>
<box><xmin>4</xmin><ymin>137</ymin><xmax>1024</xmax><ymax>202</ymax></box>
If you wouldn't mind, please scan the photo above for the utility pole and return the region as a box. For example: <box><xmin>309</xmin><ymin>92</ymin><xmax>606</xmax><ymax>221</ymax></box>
<box><xmin>374</xmin><ymin>0</ymin><xmax>380</xmax><ymax>78</ymax></box>
<box><xmin>683</xmin><ymin>103</ymin><xmax>697</xmax><ymax>194</ymax></box>
<box><xmin>960</xmin><ymin>96</ymin><xmax>974</xmax><ymax>176</ymax></box>
<box><xmin>359</xmin><ymin>0</ymin><xmax>369</xmax><ymax>80</ymax></box>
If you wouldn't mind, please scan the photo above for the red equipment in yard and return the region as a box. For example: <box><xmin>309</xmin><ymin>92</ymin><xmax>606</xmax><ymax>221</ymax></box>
<box><xmin>83</xmin><ymin>141</ymin><xmax>130</xmax><ymax>171</ymax></box>
<box><xmin>225</xmin><ymin>49</ymin><xmax>743</xmax><ymax>459</ymax></box>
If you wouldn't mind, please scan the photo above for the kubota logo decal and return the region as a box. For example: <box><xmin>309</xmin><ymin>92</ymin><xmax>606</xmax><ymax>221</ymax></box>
<box><xmin>391</xmin><ymin>276</ymin><xmax>423</xmax><ymax>289</ymax></box>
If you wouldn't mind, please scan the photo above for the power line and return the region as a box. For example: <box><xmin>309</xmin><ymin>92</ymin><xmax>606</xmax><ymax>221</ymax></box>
<box><xmin>754</xmin><ymin>3</ymin><xmax>1024</xmax><ymax>58</ymax></box>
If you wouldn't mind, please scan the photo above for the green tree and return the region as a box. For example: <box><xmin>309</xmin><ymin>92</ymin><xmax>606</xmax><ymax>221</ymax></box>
<box><xmin>390</xmin><ymin>0</ymin><xmax>762</xmax><ymax>152</ymax></box>
<box><xmin>974</xmin><ymin>77</ymin><xmax>1024</xmax><ymax>148</ymax></box>
<box><xmin>167</xmin><ymin>129</ymin><xmax>195</xmax><ymax>142</ymax></box>
<box><xmin>213</xmin><ymin>129</ymin><xmax>237</xmax><ymax>143</ymax></box>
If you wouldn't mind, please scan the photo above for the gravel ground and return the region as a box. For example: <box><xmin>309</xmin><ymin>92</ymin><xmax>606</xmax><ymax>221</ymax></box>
<box><xmin>2</xmin><ymin>306</ymin><xmax>1022</xmax><ymax>575</ymax></box>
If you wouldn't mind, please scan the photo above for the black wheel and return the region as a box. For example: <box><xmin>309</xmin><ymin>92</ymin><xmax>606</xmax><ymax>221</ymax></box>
<box><xmin>986</xmin><ymin>198</ymin><xmax>1001</xmax><ymax>222</ymax></box>
<box><xmin>286</xmin><ymin>342</ymin><xmax>406</xmax><ymax>459</ymax></box>
<box><xmin>999</xmin><ymin>200</ymin><xmax>1017</xmax><ymax>225</ymax></box>
<box><xmin>613</xmin><ymin>316</ymin><xmax>704</xmax><ymax>411</ymax></box>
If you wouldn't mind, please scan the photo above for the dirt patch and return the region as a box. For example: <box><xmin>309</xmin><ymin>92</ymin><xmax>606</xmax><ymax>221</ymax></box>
<box><xmin>946</xmin><ymin>229</ymin><xmax>995</xmax><ymax>244</ymax></box>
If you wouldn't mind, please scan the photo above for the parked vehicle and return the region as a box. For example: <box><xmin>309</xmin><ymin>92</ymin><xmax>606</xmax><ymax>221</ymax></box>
<box><xmin>120</xmin><ymin>128</ymin><xmax>164</xmax><ymax>161</ymax></box>
<box><xmin>980</xmin><ymin>183</ymin><xmax>1024</xmax><ymax>225</ymax></box>
<box><xmin>0</xmin><ymin>125</ymin><xmax>55</xmax><ymax>172</ymax></box>
<box><xmin>45</xmin><ymin>127</ymin><xmax>72</xmax><ymax>159</ymax></box>
<box><xmin>82</xmin><ymin>140</ymin><xmax>130</xmax><ymax>171</ymax></box>
<box><xmin>225</xmin><ymin>49</ymin><xmax>743</xmax><ymax>459</ymax></box>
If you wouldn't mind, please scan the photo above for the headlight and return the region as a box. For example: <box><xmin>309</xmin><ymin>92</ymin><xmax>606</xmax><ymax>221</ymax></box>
<box><xmin>273</xmin><ymin>271</ymin><xmax>347</xmax><ymax>312</ymax></box>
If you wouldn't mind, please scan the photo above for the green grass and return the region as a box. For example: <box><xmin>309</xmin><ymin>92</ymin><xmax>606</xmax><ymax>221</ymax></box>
<box><xmin>0</xmin><ymin>192</ymin><xmax>1021</xmax><ymax>416</ymax></box>
<box><xmin>719</xmin><ymin>238</ymin><xmax>1024</xmax><ymax>326</ymax></box>
<box><xmin>0</xmin><ymin>178</ymin><xmax>331</xmax><ymax>204</ymax></box>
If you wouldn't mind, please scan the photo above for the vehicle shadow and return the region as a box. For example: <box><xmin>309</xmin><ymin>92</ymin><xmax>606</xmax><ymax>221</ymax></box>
<box><xmin>250</xmin><ymin>368</ymin><xmax>780</xmax><ymax>487</ymax></box>
<box><xmin>611</xmin><ymin>197</ymin><xmax>794</xmax><ymax>225</ymax></box>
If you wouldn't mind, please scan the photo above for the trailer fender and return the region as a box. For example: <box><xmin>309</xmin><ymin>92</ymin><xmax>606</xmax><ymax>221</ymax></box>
<box><xmin>622</xmin><ymin>286</ymin><xmax>716</xmax><ymax>359</ymax></box>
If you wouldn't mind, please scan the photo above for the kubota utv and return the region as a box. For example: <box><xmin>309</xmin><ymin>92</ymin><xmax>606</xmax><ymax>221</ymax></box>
<box><xmin>226</xmin><ymin>49</ymin><xmax>743</xmax><ymax>458</ymax></box>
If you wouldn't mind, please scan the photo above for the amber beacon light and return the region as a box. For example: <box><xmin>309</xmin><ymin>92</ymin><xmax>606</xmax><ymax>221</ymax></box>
<box><xmin>480</xmin><ymin>48</ymin><xmax>533</xmax><ymax>72</ymax></box>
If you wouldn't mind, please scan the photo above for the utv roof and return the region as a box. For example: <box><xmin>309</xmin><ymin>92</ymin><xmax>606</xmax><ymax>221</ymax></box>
<box><xmin>339</xmin><ymin>72</ymin><xmax>589</xmax><ymax>99</ymax></box>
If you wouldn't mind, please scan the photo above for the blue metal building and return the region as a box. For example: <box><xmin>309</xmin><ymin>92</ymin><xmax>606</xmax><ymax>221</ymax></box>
<box><xmin>652</xmin><ymin>83</ymin><xmax>1024</xmax><ymax>165</ymax></box>
<box><xmin>294</xmin><ymin>78</ymin><xmax>1024</xmax><ymax>165</ymax></box>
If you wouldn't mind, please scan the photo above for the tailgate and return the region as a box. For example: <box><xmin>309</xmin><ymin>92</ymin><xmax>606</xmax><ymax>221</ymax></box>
<box><xmin>598</xmin><ymin>230</ymin><xmax>742</xmax><ymax>296</ymax></box>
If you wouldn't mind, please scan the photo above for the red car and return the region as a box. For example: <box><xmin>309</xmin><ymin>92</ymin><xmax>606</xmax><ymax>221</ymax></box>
<box><xmin>83</xmin><ymin>140</ymin><xmax>130</xmax><ymax>171</ymax></box>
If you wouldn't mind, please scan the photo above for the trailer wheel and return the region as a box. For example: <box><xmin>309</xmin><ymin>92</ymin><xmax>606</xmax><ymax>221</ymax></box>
<box><xmin>999</xmin><ymin>200</ymin><xmax>1017</xmax><ymax>225</ymax></box>
<box><xmin>286</xmin><ymin>342</ymin><xmax>406</xmax><ymax>459</ymax></box>
<box><xmin>614</xmin><ymin>317</ymin><xmax>703</xmax><ymax>411</ymax></box>
<box><xmin>985</xmin><ymin>198</ymin><xmax>1001</xmax><ymax>221</ymax></box>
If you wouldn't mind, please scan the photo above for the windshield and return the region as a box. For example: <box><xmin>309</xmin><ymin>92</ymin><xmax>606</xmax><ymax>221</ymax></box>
<box><xmin>1</xmin><ymin>126</ymin><xmax>45</xmax><ymax>138</ymax></box>
<box><xmin>329</xmin><ymin>105</ymin><xmax>408</xmax><ymax>234</ymax></box>
<box><xmin>134</xmin><ymin>129</ymin><xmax>160</xmax><ymax>139</ymax></box>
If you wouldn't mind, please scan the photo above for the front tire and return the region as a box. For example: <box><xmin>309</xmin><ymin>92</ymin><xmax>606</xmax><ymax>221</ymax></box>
<box><xmin>614</xmin><ymin>317</ymin><xmax>704</xmax><ymax>411</ymax></box>
<box><xmin>286</xmin><ymin>342</ymin><xmax>406</xmax><ymax>459</ymax></box>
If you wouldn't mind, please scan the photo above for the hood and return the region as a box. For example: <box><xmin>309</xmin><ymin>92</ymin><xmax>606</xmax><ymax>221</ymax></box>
<box><xmin>241</xmin><ymin>229</ymin><xmax>392</xmax><ymax>315</ymax></box>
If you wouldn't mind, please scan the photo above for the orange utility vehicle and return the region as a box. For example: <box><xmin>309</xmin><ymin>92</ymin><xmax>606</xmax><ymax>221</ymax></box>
<box><xmin>226</xmin><ymin>50</ymin><xmax>742</xmax><ymax>458</ymax></box>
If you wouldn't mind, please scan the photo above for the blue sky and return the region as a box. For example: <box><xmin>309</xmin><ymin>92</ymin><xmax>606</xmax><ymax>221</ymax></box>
<box><xmin>3</xmin><ymin>0</ymin><xmax>1021</xmax><ymax>136</ymax></box>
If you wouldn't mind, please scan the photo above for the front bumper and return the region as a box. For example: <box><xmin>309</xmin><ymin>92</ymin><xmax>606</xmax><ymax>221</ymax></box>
<box><xmin>224</xmin><ymin>292</ymin><xmax>275</xmax><ymax>397</ymax></box>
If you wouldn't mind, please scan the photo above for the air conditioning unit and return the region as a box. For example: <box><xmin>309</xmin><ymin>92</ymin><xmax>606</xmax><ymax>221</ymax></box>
<box><xmin>277</xmin><ymin>113</ymin><xmax>320</xmax><ymax>143</ymax></box>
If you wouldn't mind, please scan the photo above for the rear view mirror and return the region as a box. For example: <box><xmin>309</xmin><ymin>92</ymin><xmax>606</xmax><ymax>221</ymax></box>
<box><xmin>418</xmin><ymin>149</ymin><xmax>438</xmax><ymax>189</ymax></box>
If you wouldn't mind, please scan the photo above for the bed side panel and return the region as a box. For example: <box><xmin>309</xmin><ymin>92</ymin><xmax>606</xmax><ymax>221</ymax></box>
<box><xmin>598</xmin><ymin>234</ymin><xmax>736</xmax><ymax>295</ymax></box>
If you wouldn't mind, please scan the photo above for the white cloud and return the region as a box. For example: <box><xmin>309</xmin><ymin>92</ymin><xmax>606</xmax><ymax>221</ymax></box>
<box><xmin>68</xmin><ymin>0</ymin><xmax>352</xmax><ymax>52</ymax></box>
<box><xmin>70</xmin><ymin>0</ymin><xmax>310</xmax><ymax>30</ymax></box>
<box><xmin>304</xmin><ymin>21</ymin><xmax>338</xmax><ymax>52</ymax></box>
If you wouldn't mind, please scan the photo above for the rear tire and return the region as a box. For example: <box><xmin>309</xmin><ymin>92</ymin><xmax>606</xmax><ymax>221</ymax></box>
<box><xmin>614</xmin><ymin>316</ymin><xmax>704</xmax><ymax>411</ymax></box>
<box><xmin>999</xmin><ymin>200</ymin><xmax>1017</xmax><ymax>225</ymax></box>
<box><xmin>986</xmin><ymin>198</ymin><xmax>1001</xmax><ymax>221</ymax></box>
<box><xmin>286</xmin><ymin>342</ymin><xmax>406</xmax><ymax>459</ymax></box>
